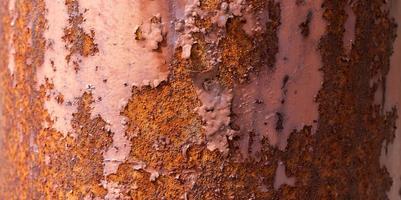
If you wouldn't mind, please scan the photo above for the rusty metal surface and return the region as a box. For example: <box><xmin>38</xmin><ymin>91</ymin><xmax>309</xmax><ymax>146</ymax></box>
<box><xmin>0</xmin><ymin>0</ymin><xmax>399</xmax><ymax>199</ymax></box>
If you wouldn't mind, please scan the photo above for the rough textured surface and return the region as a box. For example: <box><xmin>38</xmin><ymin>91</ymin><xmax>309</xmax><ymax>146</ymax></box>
<box><xmin>0</xmin><ymin>0</ymin><xmax>400</xmax><ymax>199</ymax></box>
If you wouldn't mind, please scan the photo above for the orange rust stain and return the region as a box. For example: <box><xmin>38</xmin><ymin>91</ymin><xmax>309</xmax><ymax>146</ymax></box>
<box><xmin>63</xmin><ymin>0</ymin><xmax>98</xmax><ymax>65</ymax></box>
<box><xmin>218</xmin><ymin>18</ymin><xmax>254</xmax><ymax>86</ymax></box>
<box><xmin>36</xmin><ymin>92</ymin><xmax>112</xmax><ymax>199</ymax></box>
<box><xmin>123</xmin><ymin>61</ymin><xmax>202</xmax><ymax>169</ymax></box>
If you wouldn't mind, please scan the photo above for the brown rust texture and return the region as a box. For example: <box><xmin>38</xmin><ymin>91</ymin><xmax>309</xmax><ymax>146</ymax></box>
<box><xmin>0</xmin><ymin>0</ymin><xmax>399</xmax><ymax>200</ymax></box>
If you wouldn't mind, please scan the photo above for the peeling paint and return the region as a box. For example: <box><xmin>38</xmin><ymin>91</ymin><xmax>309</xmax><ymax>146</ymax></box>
<box><xmin>148</xmin><ymin>169</ymin><xmax>160</xmax><ymax>182</ymax></box>
<box><xmin>380</xmin><ymin>1</ymin><xmax>401</xmax><ymax>199</ymax></box>
<box><xmin>344</xmin><ymin>4</ymin><xmax>356</xmax><ymax>54</ymax></box>
<box><xmin>241</xmin><ymin>3</ymin><xmax>269</xmax><ymax>36</ymax></box>
<box><xmin>37</xmin><ymin>0</ymin><xmax>173</xmax><ymax>179</ymax></box>
<box><xmin>195</xmin><ymin>81</ymin><xmax>234</xmax><ymax>153</ymax></box>
<box><xmin>172</xmin><ymin>0</ymin><xmax>259</xmax><ymax>61</ymax></box>
<box><xmin>173</xmin><ymin>0</ymin><xmax>201</xmax><ymax>59</ymax></box>
<box><xmin>273</xmin><ymin>161</ymin><xmax>295</xmax><ymax>190</ymax></box>
<box><xmin>135</xmin><ymin>14</ymin><xmax>167</xmax><ymax>50</ymax></box>
<box><xmin>132</xmin><ymin>160</ymin><xmax>147</xmax><ymax>170</ymax></box>
<box><xmin>0</xmin><ymin>0</ymin><xmax>398</xmax><ymax>198</ymax></box>
<box><xmin>38</xmin><ymin>0</ymin><xmax>72</xmax><ymax>135</ymax></box>
<box><xmin>229</xmin><ymin>0</ymin><xmax>243</xmax><ymax>17</ymax></box>
<box><xmin>232</xmin><ymin>0</ymin><xmax>325</xmax><ymax>159</ymax></box>
<box><xmin>188</xmin><ymin>1</ymin><xmax>272</xmax><ymax>157</ymax></box>
<box><xmin>101</xmin><ymin>180</ymin><xmax>123</xmax><ymax>200</ymax></box>
<box><xmin>273</xmin><ymin>0</ymin><xmax>324</xmax><ymax>150</ymax></box>
<box><xmin>78</xmin><ymin>0</ymin><xmax>174</xmax><ymax>176</ymax></box>
<box><xmin>212</xmin><ymin>3</ymin><xmax>229</xmax><ymax>28</ymax></box>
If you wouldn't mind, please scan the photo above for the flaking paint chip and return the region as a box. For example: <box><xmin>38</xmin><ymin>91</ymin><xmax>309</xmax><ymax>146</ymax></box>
<box><xmin>149</xmin><ymin>171</ymin><xmax>160</xmax><ymax>182</ymax></box>
<box><xmin>132</xmin><ymin>161</ymin><xmax>147</xmax><ymax>170</ymax></box>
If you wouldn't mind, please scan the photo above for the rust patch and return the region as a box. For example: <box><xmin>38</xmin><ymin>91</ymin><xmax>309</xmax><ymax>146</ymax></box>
<box><xmin>218</xmin><ymin>17</ymin><xmax>256</xmax><ymax>86</ymax></box>
<box><xmin>282</xmin><ymin>0</ymin><xmax>398</xmax><ymax>199</ymax></box>
<box><xmin>36</xmin><ymin>92</ymin><xmax>112</xmax><ymax>199</ymax></box>
<box><xmin>62</xmin><ymin>0</ymin><xmax>98</xmax><ymax>66</ymax></box>
<box><xmin>0</xmin><ymin>0</ymin><xmax>47</xmax><ymax>198</ymax></box>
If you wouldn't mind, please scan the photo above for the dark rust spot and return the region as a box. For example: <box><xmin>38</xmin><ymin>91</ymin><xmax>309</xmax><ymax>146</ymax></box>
<box><xmin>299</xmin><ymin>11</ymin><xmax>313</xmax><ymax>37</ymax></box>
